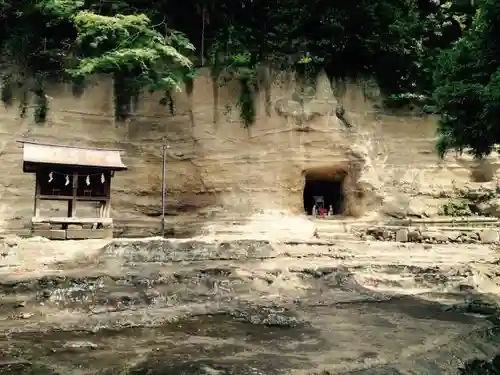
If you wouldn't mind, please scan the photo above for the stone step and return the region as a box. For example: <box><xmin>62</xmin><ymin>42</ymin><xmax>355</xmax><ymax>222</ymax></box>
<box><xmin>313</xmin><ymin>224</ymin><xmax>355</xmax><ymax>232</ymax></box>
<box><xmin>315</xmin><ymin>232</ymin><xmax>359</xmax><ymax>241</ymax></box>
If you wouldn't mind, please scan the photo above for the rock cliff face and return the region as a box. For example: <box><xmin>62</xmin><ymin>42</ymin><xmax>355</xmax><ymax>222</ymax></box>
<box><xmin>0</xmin><ymin>69</ymin><xmax>496</xmax><ymax>231</ymax></box>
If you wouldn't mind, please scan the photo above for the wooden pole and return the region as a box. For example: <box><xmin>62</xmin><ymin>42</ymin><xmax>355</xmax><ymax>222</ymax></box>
<box><xmin>161</xmin><ymin>138</ymin><xmax>169</xmax><ymax>237</ymax></box>
<box><xmin>70</xmin><ymin>172</ymin><xmax>78</xmax><ymax>217</ymax></box>
<box><xmin>104</xmin><ymin>172</ymin><xmax>111</xmax><ymax>219</ymax></box>
<box><xmin>34</xmin><ymin>173</ymin><xmax>40</xmax><ymax>218</ymax></box>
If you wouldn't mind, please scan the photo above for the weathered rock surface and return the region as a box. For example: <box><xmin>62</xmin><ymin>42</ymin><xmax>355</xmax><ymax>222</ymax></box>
<box><xmin>0</xmin><ymin>70</ymin><xmax>498</xmax><ymax>234</ymax></box>
<box><xmin>364</xmin><ymin>227</ymin><xmax>500</xmax><ymax>244</ymax></box>
<box><xmin>1</xmin><ymin>237</ymin><xmax>500</xmax><ymax>374</ymax></box>
<box><xmin>395</xmin><ymin>229</ymin><xmax>408</xmax><ymax>242</ymax></box>
<box><xmin>479</xmin><ymin>229</ymin><xmax>500</xmax><ymax>244</ymax></box>
<box><xmin>475</xmin><ymin>198</ymin><xmax>500</xmax><ymax>217</ymax></box>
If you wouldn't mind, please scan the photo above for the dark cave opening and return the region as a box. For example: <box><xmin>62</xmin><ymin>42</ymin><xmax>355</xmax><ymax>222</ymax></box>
<box><xmin>303</xmin><ymin>175</ymin><xmax>345</xmax><ymax>215</ymax></box>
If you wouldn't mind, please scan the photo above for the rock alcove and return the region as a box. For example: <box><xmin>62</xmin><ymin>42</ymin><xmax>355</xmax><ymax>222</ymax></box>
<box><xmin>302</xmin><ymin>165</ymin><xmax>351</xmax><ymax>216</ymax></box>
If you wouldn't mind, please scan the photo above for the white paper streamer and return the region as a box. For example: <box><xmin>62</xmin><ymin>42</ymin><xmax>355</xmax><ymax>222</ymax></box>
<box><xmin>65</xmin><ymin>175</ymin><xmax>70</xmax><ymax>186</ymax></box>
<box><xmin>100</xmin><ymin>173</ymin><xmax>105</xmax><ymax>184</ymax></box>
<box><xmin>48</xmin><ymin>172</ymin><xmax>53</xmax><ymax>183</ymax></box>
<box><xmin>86</xmin><ymin>175</ymin><xmax>90</xmax><ymax>186</ymax></box>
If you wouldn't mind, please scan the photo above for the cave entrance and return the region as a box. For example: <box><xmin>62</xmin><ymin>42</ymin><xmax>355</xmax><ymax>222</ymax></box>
<box><xmin>303</xmin><ymin>167</ymin><xmax>347</xmax><ymax>216</ymax></box>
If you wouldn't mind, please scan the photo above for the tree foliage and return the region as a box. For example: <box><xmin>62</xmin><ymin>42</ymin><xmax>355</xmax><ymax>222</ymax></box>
<box><xmin>70</xmin><ymin>11</ymin><xmax>195</xmax><ymax>119</ymax></box>
<box><xmin>0</xmin><ymin>0</ymin><xmax>195</xmax><ymax>122</ymax></box>
<box><xmin>433</xmin><ymin>0</ymin><xmax>500</xmax><ymax>157</ymax></box>
<box><xmin>0</xmin><ymin>0</ymin><xmax>477</xmax><ymax>129</ymax></box>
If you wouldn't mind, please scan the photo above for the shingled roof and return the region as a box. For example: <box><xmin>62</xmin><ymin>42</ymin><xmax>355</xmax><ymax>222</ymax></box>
<box><xmin>19</xmin><ymin>141</ymin><xmax>127</xmax><ymax>171</ymax></box>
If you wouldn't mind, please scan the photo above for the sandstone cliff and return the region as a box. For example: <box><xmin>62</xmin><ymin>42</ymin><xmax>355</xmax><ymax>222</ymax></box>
<box><xmin>0</xmin><ymin>69</ymin><xmax>496</xmax><ymax>233</ymax></box>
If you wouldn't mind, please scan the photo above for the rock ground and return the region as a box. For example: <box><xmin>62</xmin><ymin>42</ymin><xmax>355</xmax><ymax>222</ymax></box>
<box><xmin>0</xmin><ymin>236</ymin><xmax>500</xmax><ymax>374</ymax></box>
<box><xmin>1</xmin><ymin>65</ymin><xmax>500</xmax><ymax>375</ymax></box>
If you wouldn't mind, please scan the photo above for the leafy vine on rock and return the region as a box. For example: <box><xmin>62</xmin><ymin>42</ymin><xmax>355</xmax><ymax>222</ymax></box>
<box><xmin>237</xmin><ymin>76</ymin><xmax>256</xmax><ymax>128</ymax></box>
<box><xmin>0</xmin><ymin>74</ymin><xmax>13</xmax><ymax>107</ymax></box>
<box><xmin>32</xmin><ymin>83</ymin><xmax>49</xmax><ymax>124</ymax></box>
<box><xmin>208</xmin><ymin>24</ymin><xmax>259</xmax><ymax>127</ymax></box>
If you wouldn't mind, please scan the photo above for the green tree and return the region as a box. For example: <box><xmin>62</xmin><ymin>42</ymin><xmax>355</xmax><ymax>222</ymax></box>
<box><xmin>70</xmin><ymin>11</ymin><xmax>195</xmax><ymax>119</ymax></box>
<box><xmin>0</xmin><ymin>0</ymin><xmax>195</xmax><ymax>122</ymax></box>
<box><xmin>434</xmin><ymin>0</ymin><xmax>500</xmax><ymax>157</ymax></box>
<box><xmin>0</xmin><ymin>0</ymin><xmax>470</xmax><ymax>126</ymax></box>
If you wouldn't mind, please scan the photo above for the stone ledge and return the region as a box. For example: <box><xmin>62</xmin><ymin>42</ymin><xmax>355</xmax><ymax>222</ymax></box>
<box><xmin>363</xmin><ymin>227</ymin><xmax>500</xmax><ymax>245</ymax></box>
<box><xmin>31</xmin><ymin>229</ymin><xmax>113</xmax><ymax>240</ymax></box>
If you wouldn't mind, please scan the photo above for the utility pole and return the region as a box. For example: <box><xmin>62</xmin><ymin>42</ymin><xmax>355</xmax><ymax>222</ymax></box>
<box><xmin>161</xmin><ymin>138</ymin><xmax>169</xmax><ymax>237</ymax></box>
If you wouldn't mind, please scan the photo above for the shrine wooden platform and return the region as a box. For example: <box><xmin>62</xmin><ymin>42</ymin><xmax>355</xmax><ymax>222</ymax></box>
<box><xmin>31</xmin><ymin>217</ymin><xmax>113</xmax><ymax>239</ymax></box>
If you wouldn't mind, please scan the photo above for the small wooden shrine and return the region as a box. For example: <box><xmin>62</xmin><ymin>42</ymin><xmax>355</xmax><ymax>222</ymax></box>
<box><xmin>20</xmin><ymin>141</ymin><xmax>127</xmax><ymax>240</ymax></box>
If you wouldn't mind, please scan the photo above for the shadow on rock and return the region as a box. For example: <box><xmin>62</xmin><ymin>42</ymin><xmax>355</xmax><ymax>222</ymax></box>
<box><xmin>101</xmin><ymin>309</ymin><xmax>322</xmax><ymax>375</ymax></box>
<box><xmin>105</xmin><ymin>355</ymin><xmax>294</xmax><ymax>375</ymax></box>
<box><xmin>0</xmin><ymin>360</ymin><xmax>61</xmax><ymax>375</ymax></box>
<box><xmin>459</xmin><ymin>354</ymin><xmax>500</xmax><ymax>375</ymax></box>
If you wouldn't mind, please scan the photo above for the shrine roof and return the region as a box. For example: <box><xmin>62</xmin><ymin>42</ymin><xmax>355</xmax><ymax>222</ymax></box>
<box><xmin>19</xmin><ymin>141</ymin><xmax>128</xmax><ymax>172</ymax></box>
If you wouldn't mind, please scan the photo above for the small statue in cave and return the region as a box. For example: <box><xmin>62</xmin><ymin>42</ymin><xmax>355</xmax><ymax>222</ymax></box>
<box><xmin>312</xmin><ymin>204</ymin><xmax>318</xmax><ymax>217</ymax></box>
<box><xmin>328</xmin><ymin>205</ymin><xmax>333</xmax><ymax>216</ymax></box>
